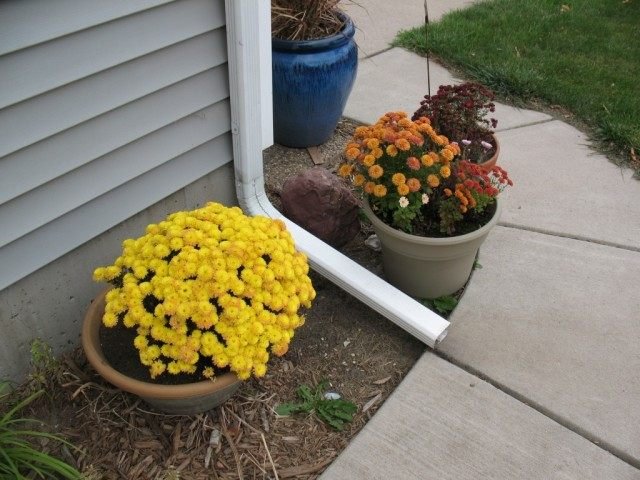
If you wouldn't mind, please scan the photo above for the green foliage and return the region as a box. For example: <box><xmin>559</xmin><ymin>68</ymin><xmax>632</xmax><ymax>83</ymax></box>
<box><xmin>275</xmin><ymin>381</ymin><xmax>357</xmax><ymax>431</ymax></box>
<box><xmin>423</xmin><ymin>295</ymin><xmax>458</xmax><ymax>315</ymax></box>
<box><xmin>391</xmin><ymin>199</ymin><xmax>422</xmax><ymax>233</ymax></box>
<box><xmin>438</xmin><ymin>198</ymin><xmax>464</xmax><ymax>235</ymax></box>
<box><xmin>0</xmin><ymin>381</ymin><xmax>81</xmax><ymax>479</ymax></box>
<box><xmin>394</xmin><ymin>0</ymin><xmax>640</xmax><ymax>174</ymax></box>
<box><xmin>28</xmin><ymin>339</ymin><xmax>59</xmax><ymax>390</ymax></box>
<box><xmin>471</xmin><ymin>190</ymin><xmax>492</xmax><ymax>213</ymax></box>
<box><xmin>29</xmin><ymin>339</ymin><xmax>55</xmax><ymax>369</ymax></box>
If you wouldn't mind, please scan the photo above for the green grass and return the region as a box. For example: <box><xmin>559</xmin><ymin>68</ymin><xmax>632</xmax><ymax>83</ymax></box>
<box><xmin>0</xmin><ymin>382</ymin><xmax>81</xmax><ymax>479</ymax></box>
<box><xmin>393</xmin><ymin>0</ymin><xmax>640</xmax><ymax>174</ymax></box>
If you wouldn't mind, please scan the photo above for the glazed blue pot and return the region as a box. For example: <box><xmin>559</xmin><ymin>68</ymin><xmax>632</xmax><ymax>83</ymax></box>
<box><xmin>272</xmin><ymin>14</ymin><xmax>358</xmax><ymax>147</ymax></box>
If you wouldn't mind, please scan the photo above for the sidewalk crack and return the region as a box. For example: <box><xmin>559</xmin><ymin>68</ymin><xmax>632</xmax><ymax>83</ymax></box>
<box><xmin>497</xmin><ymin>222</ymin><xmax>640</xmax><ymax>253</ymax></box>
<box><xmin>496</xmin><ymin>118</ymin><xmax>555</xmax><ymax>132</ymax></box>
<box><xmin>434</xmin><ymin>350</ymin><xmax>640</xmax><ymax>471</ymax></box>
<box><xmin>360</xmin><ymin>46</ymin><xmax>394</xmax><ymax>60</ymax></box>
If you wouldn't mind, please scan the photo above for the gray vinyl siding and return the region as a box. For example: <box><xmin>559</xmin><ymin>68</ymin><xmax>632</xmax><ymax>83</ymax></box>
<box><xmin>0</xmin><ymin>0</ymin><xmax>232</xmax><ymax>291</ymax></box>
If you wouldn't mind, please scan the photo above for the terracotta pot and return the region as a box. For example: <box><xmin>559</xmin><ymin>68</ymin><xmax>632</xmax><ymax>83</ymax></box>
<box><xmin>82</xmin><ymin>289</ymin><xmax>241</xmax><ymax>415</ymax></box>
<box><xmin>363</xmin><ymin>200</ymin><xmax>501</xmax><ymax>299</ymax></box>
<box><xmin>478</xmin><ymin>134</ymin><xmax>500</xmax><ymax>171</ymax></box>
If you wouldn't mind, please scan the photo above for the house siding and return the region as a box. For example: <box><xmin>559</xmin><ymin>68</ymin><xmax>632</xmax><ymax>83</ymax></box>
<box><xmin>0</xmin><ymin>0</ymin><xmax>235</xmax><ymax>381</ymax></box>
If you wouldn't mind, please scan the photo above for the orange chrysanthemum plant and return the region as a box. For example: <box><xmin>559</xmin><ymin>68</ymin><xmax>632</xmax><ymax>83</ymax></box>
<box><xmin>338</xmin><ymin>112</ymin><xmax>512</xmax><ymax>236</ymax></box>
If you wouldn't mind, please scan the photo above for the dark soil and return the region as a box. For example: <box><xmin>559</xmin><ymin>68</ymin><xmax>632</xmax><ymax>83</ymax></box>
<box><xmin>372</xmin><ymin>200</ymin><xmax>498</xmax><ymax>238</ymax></box>
<box><xmin>100</xmin><ymin>322</ymin><xmax>232</xmax><ymax>386</ymax></box>
<box><xmin>14</xmin><ymin>118</ymin><xmax>427</xmax><ymax>479</ymax></box>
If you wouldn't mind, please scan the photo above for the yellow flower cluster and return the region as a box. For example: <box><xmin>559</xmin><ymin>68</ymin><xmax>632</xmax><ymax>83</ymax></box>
<box><xmin>93</xmin><ymin>202</ymin><xmax>315</xmax><ymax>381</ymax></box>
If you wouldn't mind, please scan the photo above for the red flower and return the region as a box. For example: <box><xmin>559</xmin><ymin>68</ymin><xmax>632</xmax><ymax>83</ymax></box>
<box><xmin>406</xmin><ymin>156</ymin><xmax>421</xmax><ymax>170</ymax></box>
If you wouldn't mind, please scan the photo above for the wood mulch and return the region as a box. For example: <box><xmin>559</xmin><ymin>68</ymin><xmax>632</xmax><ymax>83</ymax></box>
<box><xmin>16</xmin><ymin>119</ymin><xmax>426</xmax><ymax>479</ymax></box>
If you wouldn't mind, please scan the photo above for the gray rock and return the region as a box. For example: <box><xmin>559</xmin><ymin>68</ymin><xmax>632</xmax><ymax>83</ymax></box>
<box><xmin>281</xmin><ymin>168</ymin><xmax>360</xmax><ymax>248</ymax></box>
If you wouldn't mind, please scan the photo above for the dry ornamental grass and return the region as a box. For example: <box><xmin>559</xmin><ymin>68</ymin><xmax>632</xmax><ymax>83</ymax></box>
<box><xmin>271</xmin><ymin>0</ymin><xmax>346</xmax><ymax>41</ymax></box>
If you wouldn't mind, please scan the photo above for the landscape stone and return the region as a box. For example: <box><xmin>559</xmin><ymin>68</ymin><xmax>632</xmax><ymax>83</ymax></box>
<box><xmin>281</xmin><ymin>167</ymin><xmax>360</xmax><ymax>248</ymax></box>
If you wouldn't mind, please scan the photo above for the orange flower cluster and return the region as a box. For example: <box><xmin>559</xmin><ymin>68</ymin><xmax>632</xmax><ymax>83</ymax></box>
<box><xmin>337</xmin><ymin>111</ymin><xmax>512</xmax><ymax>235</ymax></box>
<box><xmin>339</xmin><ymin>111</ymin><xmax>459</xmax><ymax>197</ymax></box>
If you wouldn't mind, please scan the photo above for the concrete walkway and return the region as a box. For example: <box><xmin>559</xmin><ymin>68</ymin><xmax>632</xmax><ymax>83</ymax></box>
<box><xmin>322</xmin><ymin>1</ymin><xmax>640</xmax><ymax>478</ymax></box>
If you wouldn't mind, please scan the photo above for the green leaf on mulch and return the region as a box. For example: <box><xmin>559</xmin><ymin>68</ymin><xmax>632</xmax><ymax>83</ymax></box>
<box><xmin>275</xmin><ymin>381</ymin><xmax>357</xmax><ymax>431</ymax></box>
<box><xmin>423</xmin><ymin>295</ymin><xmax>459</xmax><ymax>315</ymax></box>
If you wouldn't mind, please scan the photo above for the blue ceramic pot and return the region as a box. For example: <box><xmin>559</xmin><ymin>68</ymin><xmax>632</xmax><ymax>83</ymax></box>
<box><xmin>272</xmin><ymin>14</ymin><xmax>358</xmax><ymax>147</ymax></box>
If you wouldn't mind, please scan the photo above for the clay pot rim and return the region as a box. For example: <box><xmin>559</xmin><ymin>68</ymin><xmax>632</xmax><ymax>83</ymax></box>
<box><xmin>477</xmin><ymin>133</ymin><xmax>500</xmax><ymax>170</ymax></box>
<box><xmin>82</xmin><ymin>288</ymin><xmax>239</xmax><ymax>400</ymax></box>
<box><xmin>363</xmin><ymin>198</ymin><xmax>502</xmax><ymax>247</ymax></box>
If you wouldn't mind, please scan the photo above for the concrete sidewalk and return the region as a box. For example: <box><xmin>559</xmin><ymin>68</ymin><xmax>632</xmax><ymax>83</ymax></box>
<box><xmin>322</xmin><ymin>1</ymin><xmax>640</xmax><ymax>478</ymax></box>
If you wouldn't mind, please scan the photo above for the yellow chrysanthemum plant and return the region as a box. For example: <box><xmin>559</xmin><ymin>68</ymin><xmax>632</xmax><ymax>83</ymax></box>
<box><xmin>93</xmin><ymin>202</ymin><xmax>315</xmax><ymax>382</ymax></box>
<box><xmin>338</xmin><ymin>111</ymin><xmax>512</xmax><ymax>235</ymax></box>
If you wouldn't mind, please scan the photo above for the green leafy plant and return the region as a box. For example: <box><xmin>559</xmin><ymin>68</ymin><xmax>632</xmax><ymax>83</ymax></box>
<box><xmin>423</xmin><ymin>295</ymin><xmax>458</xmax><ymax>315</ymax></box>
<box><xmin>275</xmin><ymin>381</ymin><xmax>357</xmax><ymax>431</ymax></box>
<box><xmin>28</xmin><ymin>339</ymin><xmax>60</xmax><ymax>391</ymax></box>
<box><xmin>0</xmin><ymin>381</ymin><xmax>81</xmax><ymax>479</ymax></box>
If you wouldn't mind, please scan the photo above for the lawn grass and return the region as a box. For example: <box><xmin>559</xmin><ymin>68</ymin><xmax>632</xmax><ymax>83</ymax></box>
<box><xmin>393</xmin><ymin>0</ymin><xmax>640</xmax><ymax>174</ymax></box>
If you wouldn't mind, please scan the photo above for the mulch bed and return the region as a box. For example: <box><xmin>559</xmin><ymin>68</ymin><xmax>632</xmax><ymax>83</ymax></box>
<box><xmin>12</xmin><ymin>119</ymin><xmax>427</xmax><ymax>479</ymax></box>
<box><xmin>21</xmin><ymin>267</ymin><xmax>423</xmax><ymax>479</ymax></box>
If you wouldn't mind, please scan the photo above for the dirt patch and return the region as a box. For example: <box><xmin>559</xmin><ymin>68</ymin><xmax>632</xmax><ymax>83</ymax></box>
<box><xmin>16</xmin><ymin>118</ymin><xmax>426</xmax><ymax>479</ymax></box>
